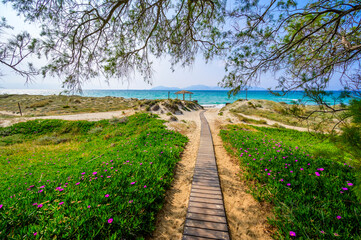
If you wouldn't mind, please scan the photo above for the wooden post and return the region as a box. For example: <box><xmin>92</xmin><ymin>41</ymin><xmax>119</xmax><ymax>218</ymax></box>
<box><xmin>18</xmin><ymin>103</ymin><xmax>22</xmax><ymax>116</ymax></box>
<box><xmin>183</xmin><ymin>94</ymin><xmax>185</xmax><ymax>101</ymax></box>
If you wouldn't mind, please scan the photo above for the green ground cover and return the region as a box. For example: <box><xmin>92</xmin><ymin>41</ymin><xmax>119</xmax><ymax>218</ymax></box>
<box><xmin>220</xmin><ymin>125</ymin><xmax>360</xmax><ymax>239</ymax></box>
<box><xmin>0</xmin><ymin>113</ymin><xmax>187</xmax><ymax>239</ymax></box>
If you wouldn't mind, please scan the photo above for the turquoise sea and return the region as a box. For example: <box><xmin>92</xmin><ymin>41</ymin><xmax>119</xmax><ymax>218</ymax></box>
<box><xmin>0</xmin><ymin>89</ymin><xmax>353</xmax><ymax>107</ymax></box>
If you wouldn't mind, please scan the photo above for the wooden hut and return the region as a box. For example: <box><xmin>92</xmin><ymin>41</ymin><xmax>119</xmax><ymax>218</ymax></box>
<box><xmin>175</xmin><ymin>90</ymin><xmax>194</xmax><ymax>101</ymax></box>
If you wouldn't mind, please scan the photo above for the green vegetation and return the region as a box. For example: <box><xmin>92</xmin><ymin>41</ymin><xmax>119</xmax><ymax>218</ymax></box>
<box><xmin>221</xmin><ymin>125</ymin><xmax>360</xmax><ymax>239</ymax></box>
<box><xmin>0</xmin><ymin>113</ymin><xmax>188</xmax><ymax>239</ymax></box>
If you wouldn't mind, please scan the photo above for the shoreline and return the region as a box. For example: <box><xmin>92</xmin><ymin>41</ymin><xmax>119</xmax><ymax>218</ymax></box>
<box><xmin>0</xmin><ymin>89</ymin><xmax>352</xmax><ymax>106</ymax></box>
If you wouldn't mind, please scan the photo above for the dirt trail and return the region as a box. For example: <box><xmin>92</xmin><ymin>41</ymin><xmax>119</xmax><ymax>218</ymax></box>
<box><xmin>148</xmin><ymin>111</ymin><xmax>201</xmax><ymax>239</ymax></box>
<box><xmin>0</xmin><ymin>109</ymin><xmax>137</xmax><ymax>127</ymax></box>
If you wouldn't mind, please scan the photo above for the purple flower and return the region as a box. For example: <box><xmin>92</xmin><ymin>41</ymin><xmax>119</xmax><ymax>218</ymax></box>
<box><xmin>289</xmin><ymin>231</ymin><xmax>296</xmax><ymax>237</ymax></box>
<box><xmin>280</xmin><ymin>179</ymin><xmax>284</xmax><ymax>182</ymax></box>
<box><xmin>347</xmin><ymin>183</ymin><xmax>353</xmax><ymax>186</ymax></box>
<box><xmin>81</xmin><ymin>172</ymin><xmax>85</xmax><ymax>175</ymax></box>
<box><xmin>87</xmin><ymin>205</ymin><xmax>91</xmax><ymax>208</ymax></box>
<box><xmin>38</xmin><ymin>190</ymin><xmax>43</xmax><ymax>193</ymax></box>
<box><xmin>108</xmin><ymin>218</ymin><xmax>113</xmax><ymax>223</ymax></box>
<box><xmin>144</xmin><ymin>185</ymin><xmax>147</xmax><ymax>188</ymax></box>
<box><xmin>131</xmin><ymin>182</ymin><xmax>136</xmax><ymax>185</ymax></box>
<box><xmin>337</xmin><ymin>216</ymin><xmax>341</xmax><ymax>219</ymax></box>
<box><xmin>37</xmin><ymin>204</ymin><xmax>43</xmax><ymax>208</ymax></box>
<box><xmin>129</xmin><ymin>200</ymin><xmax>133</xmax><ymax>203</ymax></box>
<box><xmin>315</xmin><ymin>172</ymin><xmax>320</xmax><ymax>176</ymax></box>
<box><xmin>334</xmin><ymin>233</ymin><xmax>339</xmax><ymax>236</ymax></box>
<box><xmin>320</xmin><ymin>230</ymin><xmax>325</xmax><ymax>234</ymax></box>
<box><xmin>318</xmin><ymin>168</ymin><xmax>324</xmax><ymax>171</ymax></box>
<box><xmin>105</xmin><ymin>194</ymin><xmax>109</xmax><ymax>198</ymax></box>
<box><xmin>76</xmin><ymin>182</ymin><xmax>80</xmax><ymax>185</ymax></box>
<box><xmin>59</xmin><ymin>202</ymin><xmax>64</xmax><ymax>205</ymax></box>
<box><xmin>342</xmin><ymin>187</ymin><xmax>348</xmax><ymax>191</ymax></box>
<box><xmin>34</xmin><ymin>232</ymin><xmax>37</xmax><ymax>236</ymax></box>
<box><xmin>287</xmin><ymin>183</ymin><xmax>291</xmax><ymax>186</ymax></box>
<box><xmin>300</xmin><ymin>168</ymin><xmax>304</xmax><ymax>170</ymax></box>
<box><xmin>40</xmin><ymin>185</ymin><xmax>45</xmax><ymax>188</ymax></box>
<box><xmin>33</xmin><ymin>203</ymin><xmax>37</xmax><ymax>206</ymax></box>
<box><xmin>0</xmin><ymin>204</ymin><xmax>3</xmax><ymax>209</ymax></box>
<box><xmin>93</xmin><ymin>172</ymin><xmax>97</xmax><ymax>175</ymax></box>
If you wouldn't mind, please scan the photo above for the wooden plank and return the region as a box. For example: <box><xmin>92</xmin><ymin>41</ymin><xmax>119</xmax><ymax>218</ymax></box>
<box><xmin>188</xmin><ymin>206</ymin><xmax>225</xmax><ymax>216</ymax></box>
<box><xmin>193</xmin><ymin>175</ymin><xmax>218</xmax><ymax>179</ymax></box>
<box><xmin>192</xmin><ymin>185</ymin><xmax>220</xmax><ymax>190</ymax></box>
<box><xmin>192</xmin><ymin>176</ymin><xmax>219</xmax><ymax>181</ymax></box>
<box><xmin>192</xmin><ymin>179</ymin><xmax>220</xmax><ymax>185</ymax></box>
<box><xmin>190</xmin><ymin>197</ymin><xmax>223</xmax><ymax>205</ymax></box>
<box><xmin>191</xmin><ymin>185</ymin><xmax>221</xmax><ymax>191</ymax></box>
<box><xmin>183</xmin><ymin>235</ymin><xmax>214</xmax><ymax>240</ymax></box>
<box><xmin>188</xmin><ymin>202</ymin><xmax>224</xmax><ymax>211</ymax></box>
<box><xmin>190</xmin><ymin>192</ymin><xmax>222</xmax><ymax>200</ymax></box>
<box><xmin>185</xmin><ymin>219</ymin><xmax>228</xmax><ymax>232</ymax></box>
<box><xmin>183</xmin><ymin>227</ymin><xmax>230</xmax><ymax>240</ymax></box>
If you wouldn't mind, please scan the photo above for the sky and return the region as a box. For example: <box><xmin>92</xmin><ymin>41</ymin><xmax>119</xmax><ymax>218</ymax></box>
<box><xmin>0</xmin><ymin>2</ymin><xmax>344</xmax><ymax>91</ymax></box>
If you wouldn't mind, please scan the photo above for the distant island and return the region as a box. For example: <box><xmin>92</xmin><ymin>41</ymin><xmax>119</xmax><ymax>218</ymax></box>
<box><xmin>150</xmin><ymin>85</ymin><xmax>265</xmax><ymax>91</ymax></box>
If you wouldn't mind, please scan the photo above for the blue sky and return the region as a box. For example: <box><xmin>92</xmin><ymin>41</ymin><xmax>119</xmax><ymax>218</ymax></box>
<box><xmin>0</xmin><ymin>2</ymin><xmax>343</xmax><ymax>90</ymax></box>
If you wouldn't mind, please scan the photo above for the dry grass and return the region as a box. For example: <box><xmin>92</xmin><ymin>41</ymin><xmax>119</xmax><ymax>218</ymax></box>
<box><xmin>0</xmin><ymin>95</ymin><xmax>202</xmax><ymax>118</ymax></box>
<box><xmin>0</xmin><ymin>94</ymin><xmax>138</xmax><ymax>117</ymax></box>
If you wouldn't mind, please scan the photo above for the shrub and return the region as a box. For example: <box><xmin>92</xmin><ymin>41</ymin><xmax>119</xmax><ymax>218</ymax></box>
<box><xmin>88</xmin><ymin>127</ymin><xmax>103</xmax><ymax>135</ymax></box>
<box><xmin>28</xmin><ymin>100</ymin><xmax>50</xmax><ymax>108</ymax></box>
<box><xmin>36</xmin><ymin>136</ymin><xmax>69</xmax><ymax>145</ymax></box>
<box><xmin>169</xmin><ymin>116</ymin><xmax>178</xmax><ymax>121</ymax></box>
<box><xmin>152</xmin><ymin>104</ymin><xmax>160</xmax><ymax>111</ymax></box>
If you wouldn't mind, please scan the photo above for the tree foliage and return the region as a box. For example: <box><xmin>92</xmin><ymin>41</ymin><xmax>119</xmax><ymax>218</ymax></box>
<box><xmin>221</xmin><ymin>0</ymin><xmax>361</xmax><ymax>98</ymax></box>
<box><xmin>3</xmin><ymin>0</ymin><xmax>226</xmax><ymax>91</ymax></box>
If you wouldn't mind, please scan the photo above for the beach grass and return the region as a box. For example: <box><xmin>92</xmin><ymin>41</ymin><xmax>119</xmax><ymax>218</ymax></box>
<box><xmin>225</xmin><ymin>99</ymin><xmax>344</xmax><ymax>131</ymax></box>
<box><xmin>0</xmin><ymin>113</ymin><xmax>188</xmax><ymax>239</ymax></box>
<box><xmin>0</xmin><ymin>94</ymin><xmax>138</xmax><ymax>116</ymax></box>
<box><xmin>0</xmin><ymin>95</ymin><xmax>202</xmax><ymax>118</ymax></box>
<box><xmin>220</xmin><ymin>124</ymin><xmax>360</xmax><ymax>239</ymax></box>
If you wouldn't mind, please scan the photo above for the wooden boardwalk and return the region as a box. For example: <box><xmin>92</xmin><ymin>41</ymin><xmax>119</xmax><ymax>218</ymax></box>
<box><xmin>182</xmin><ymin>111</ymin><xmax>230</xmax><ymax>240</ymax></box>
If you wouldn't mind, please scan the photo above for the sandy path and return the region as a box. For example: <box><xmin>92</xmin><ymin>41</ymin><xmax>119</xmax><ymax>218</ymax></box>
<box><xmin>148</xmin><ymin>111</ymin><xmax>201</xmax><ymax>239</ymax></box>
<box><xmin>205</xmin><ymin>108</ymin><xmax>274</xmax><ymax>240</ymax></box>
<box><xmin>0</xmin><ymin>109</ymin><xmax>136</xmax><ymax>127</ymax></box>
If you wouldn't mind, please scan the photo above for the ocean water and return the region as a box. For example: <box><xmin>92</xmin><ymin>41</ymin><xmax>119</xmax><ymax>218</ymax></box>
<box><xmin>0</xmin><ymin>89</ymin><xmax>352</xmax><ymax>106</ymax></box>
